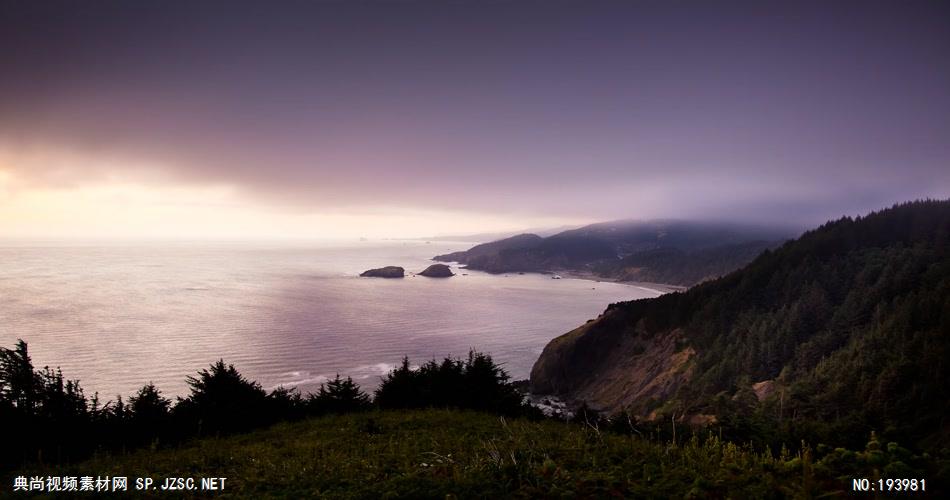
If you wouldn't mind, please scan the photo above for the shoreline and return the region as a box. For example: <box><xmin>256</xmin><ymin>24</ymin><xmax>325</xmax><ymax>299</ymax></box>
<box><xmin>554</xmin><ymin>270</ymin><xmax>686</xmax><ymax>294</ymax></box>
<box><xmin>442</xmin><ymin>262</ymin><xmax>688</xmax><ymax>295</ymax></box>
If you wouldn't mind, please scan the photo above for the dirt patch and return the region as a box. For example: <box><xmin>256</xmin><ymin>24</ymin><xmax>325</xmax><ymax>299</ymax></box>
<box><xmin>752</xmin><ymin>380</ymin><xmax>775</xmax><ymax>402</ymax></box>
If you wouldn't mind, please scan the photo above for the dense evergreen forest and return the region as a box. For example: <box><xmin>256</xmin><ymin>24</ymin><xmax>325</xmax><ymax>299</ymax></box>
<box><xmin>591</xmin><ymin>240</ymin><xmax>778</xmax><ymax>286</ymax></box>
<box><xmin>434</xmin><ymin>220</ymin><xmax>794</xmax><ymax>286</ymax></box>
<box><xmin>532</xmin><ymin>200</ymin><xmax>950</xmax><ymax>456</ymax></box>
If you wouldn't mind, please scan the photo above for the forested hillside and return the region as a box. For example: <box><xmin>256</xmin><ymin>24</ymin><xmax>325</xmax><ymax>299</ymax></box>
<box><xmin>531</xmin><ymin>200</ymin><xmax>950</xmax><ymax>452</ymax></box>
<box><xmin>434</xmin><ymin>220</ymin><xmax>794</xmax><ymax>286</ymax></box>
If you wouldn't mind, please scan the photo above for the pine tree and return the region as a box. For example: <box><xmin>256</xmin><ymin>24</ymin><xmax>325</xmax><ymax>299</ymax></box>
<box><xmin>310</xmin><ymin>375</ymin><xmax>370</xmax><ymax>414</ymax></box>
<box><xmin>0</xmin><ymin>339</ymin><xmax>38</xmax><ymax>414</ymax></box>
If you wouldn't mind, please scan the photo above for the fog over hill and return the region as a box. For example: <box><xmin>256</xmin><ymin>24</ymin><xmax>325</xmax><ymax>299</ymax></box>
<box><xmin>434</xmin><ymin>219</ymin><xmax>799</xmax><ymax>286</ymax></box>
<box><xmin>531</xmin><ymin>200</ymin><xmax>950</xmax><ymax>452</ymax></box>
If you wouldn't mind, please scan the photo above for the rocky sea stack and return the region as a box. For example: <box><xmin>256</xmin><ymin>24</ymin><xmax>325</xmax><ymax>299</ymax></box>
<box><xmin>418</xmin><ymin>263</ymin><xmax>454</xmax><ymax>278</ymax></box>
<box><xmin>360</xmin><ymin>266</ymin><xmax>405</xmax><ymax>278</ymax></box>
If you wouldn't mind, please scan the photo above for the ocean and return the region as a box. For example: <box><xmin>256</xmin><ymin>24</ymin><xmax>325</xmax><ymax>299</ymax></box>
<box><xmin>0</xmin><ymin>240</ymin><xmax>662</xmax><ymax>399</ymax></box>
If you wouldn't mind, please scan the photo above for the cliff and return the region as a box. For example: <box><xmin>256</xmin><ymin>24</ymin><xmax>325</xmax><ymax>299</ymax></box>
<box><xmin>530</xmin><ymin>310</ymin><xmax>696</xmax><ymax>415</ymax></box>
<box><xmin>531</xmin><ymin>200</ymin><xmax>950</xmax><ymax>450</ymax></box>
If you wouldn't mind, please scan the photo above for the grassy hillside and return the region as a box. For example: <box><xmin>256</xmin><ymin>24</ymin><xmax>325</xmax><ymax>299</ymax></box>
<box><xmin>13</xmin><ymin>409</ymin><xmax>941</xmax><ymax>498</ymax></box>
<box><xmin>531</xmin><ymin>200</ymin><xmax>950</xmax><ymax>453</ymax></box>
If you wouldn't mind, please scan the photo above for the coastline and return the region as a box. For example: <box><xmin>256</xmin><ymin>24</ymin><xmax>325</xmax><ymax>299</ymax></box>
<box><xmin>520</xmin><ymin>270</ymin><xmax>684</xmax><ymax>414</ymax></box>
<box><xmin>555</xmin><ymin>269</ymin><xmax>686</xmax><ymax>294</ymax></box>
<box><xmin>439</xmin><ymin>261</ymin><xmax>688</xmax><ymax>295</ymax></box>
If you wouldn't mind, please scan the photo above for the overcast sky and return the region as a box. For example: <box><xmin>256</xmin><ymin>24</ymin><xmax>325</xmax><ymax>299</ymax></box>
<box><xmin>0</xmin><ymin>0</ymin><xmax>947</xmax><ymax>238</ymax></box>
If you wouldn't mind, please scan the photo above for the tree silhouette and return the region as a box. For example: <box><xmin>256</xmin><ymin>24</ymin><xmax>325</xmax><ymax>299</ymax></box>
<box><xmin>130</xmin><ymin>383</ymin><xmax>171</xmax><ymax>423</ymax></box>
<box><xmin>267</xmin><ymin>386</ymin><xmax>305</xmax><ymax>421</ymax></box>
<box><xmin>175</xmin><ymin>360</ymin><xmax>268</xmax><ymax>434</ymax></box>
<box><xmin>310</xmin><ymin>375</ymin><xmax>370</xmax><ymax>414</ymax></box>
<box><xmin>0</xmin><ymin>339</ymin><xmax>38</xmax><ymax>414</ymax></box>
<box><xmin>375</xmin><ymin>351</ymin><xmax>529</xmax><ymax>415</ymax></box>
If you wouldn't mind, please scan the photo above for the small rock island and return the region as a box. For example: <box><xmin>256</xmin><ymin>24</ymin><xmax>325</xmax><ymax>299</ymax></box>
<box><xmin>418</xmin><ymin>263</ymin><xmax>454</xmax><ymax>278</ymax></box>
<box><xmin>360</xmin><ymin>266</ymin><xmax>405</xmax><ymax>278</ymax></box>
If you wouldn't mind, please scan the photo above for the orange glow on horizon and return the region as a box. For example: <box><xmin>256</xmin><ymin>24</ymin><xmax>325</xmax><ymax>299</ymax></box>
<box><xmin>0</xmin><ymin>150</ymin><xmax>583</xmax><ymax>240</ymax></box>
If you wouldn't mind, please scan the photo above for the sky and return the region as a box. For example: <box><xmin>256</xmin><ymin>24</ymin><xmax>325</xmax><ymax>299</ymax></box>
<box><xmin>0</xmin><ymin>0</ymin><xmax>948</xmax><ymax>239</ymax></box>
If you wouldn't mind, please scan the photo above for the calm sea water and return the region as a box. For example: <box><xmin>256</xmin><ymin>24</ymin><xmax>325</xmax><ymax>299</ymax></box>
<box><xmin>0</xmin><ymin>240</ymin><xmax>662</xmax><ymax>399</ymax></box>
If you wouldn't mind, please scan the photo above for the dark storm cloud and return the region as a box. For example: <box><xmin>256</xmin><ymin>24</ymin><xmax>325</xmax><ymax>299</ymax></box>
<box><xmin>1</xmin><ymin>0</ymin><xmax>948</xmax><ymax>224</ymax></box>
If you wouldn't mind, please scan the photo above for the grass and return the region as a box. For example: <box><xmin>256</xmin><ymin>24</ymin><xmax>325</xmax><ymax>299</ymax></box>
<box><xmin>11</xmin><ymin>409</ymin><xmax>940</xmax><ymax>498</ymax></box>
